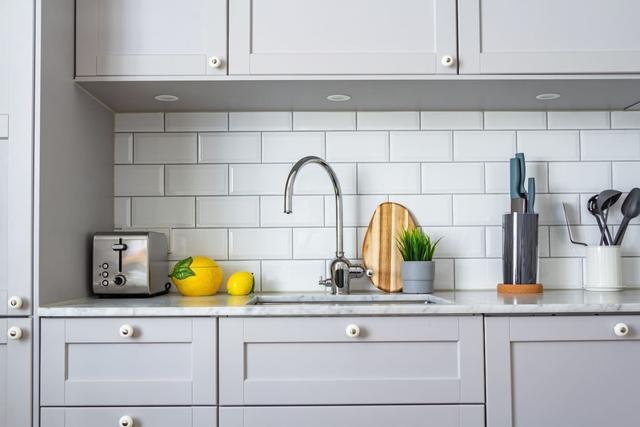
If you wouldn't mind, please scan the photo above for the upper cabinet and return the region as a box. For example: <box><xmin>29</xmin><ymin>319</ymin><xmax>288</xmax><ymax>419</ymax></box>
<box><xmin>458</xmin><ymin>0</ymin><xmax>640</xmax><ymax>74</ymax></box>
<box><xmin>228</xmin><ymin>0</ymin><xmax>458</xmax><ymax>75</ymax></box>
<box><xmin>75</xmin><ymin>0</ymin><xmax>228</xmax><ymax>76</ymax></box>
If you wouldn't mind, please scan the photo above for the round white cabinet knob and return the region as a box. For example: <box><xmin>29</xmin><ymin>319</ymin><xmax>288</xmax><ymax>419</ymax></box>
<box><xmin>614</xmin><ymin>323</ymin><xmax>629</xmax><ymax>337</ymax></box>
<box><xmin>8</xmin><ymin>296</ymin><xmax>23</xmax><ymax>310</ymax></box>
<box><xmin>8</xmin><ymin>326</ymin><xmax>23</xmax><ymax>340</ymax></box>
<box><xmin>119</xmin><ymin>324</ymin><xmax>134</xmax><ymax>338</ymax></box>
<box><xmin>441</xmin><ymin>55</ymin><xmax>456</xmax><ymax>67</ymax></box>
<box><xmin>119</xmin><ymin>415</ymin><xmax>134</xmax><ymax>427</ymax></box>
<box><xmin>345</xmin><ymin>324</ymin><xmax>361</xmax><ymax>338</ymax></box>
<box><xmin>208</xmin><ymin>56</ymin><xmax>222</xmax><ymax>68</ymax></box>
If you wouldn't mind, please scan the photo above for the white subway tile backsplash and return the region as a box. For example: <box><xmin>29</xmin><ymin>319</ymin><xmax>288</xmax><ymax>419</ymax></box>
<box><xmin>357</xmin><ymin>163</ymin><xmax>421</xmax><ymax>194</ymax></box>
<box><xmin>132</xmin><ymin>197</ymin><xmax>195</xmax><ymax>228</ymax></box>
<box><xmin>433</xmin><ymin>259</ymin><xmax>455</xmax><ymax>290</ymax></box>
<box><xmin>422</xmin><ymin>163</ymin><xmax>484</xmax><ymax>194</ymax></box>
<box><xmin>613</xmin><ymin>163</ymin><xmax>640</xmax><ymax>193</ymax></box>
<box><xmin>165</xmin><ymin>112</ymin><xmax>228</xmax><ymax>132</ymax></box>
<box><xmin>357</xmin><ymin>111</ymin><xmax>419</xmax><ymax>130</ymax></box>
<box><xmin>293</xmin><ymin>227</ymin><xmax>357</xmax><ymax>259</ymax></box>
<box><xmin>262</xmin><ymin>132</ymin><xmax>324</xmax><ymax>162</ymax></box>
<box><xmin>539</xmin><ymin>258</ymin><xmax>583</xmax><ymax>289</ymax></box>
<box><xmin>170</xmin><ymin>228</ymin><xmax>228</xmax><ymax>260</ymax></box>
<box><xmin>261</xmin><ymin>195</ymin><xmax>324</xmax><ymax>227</ymax></box>
<box><xmin>114</xmin><ymin>133</ymin><xmax>133</xmax><ymax>164</ymax></box>
<box><xmin>612</xmin><ymin>111</ymin><xmax>640</xmax><ymax>129</ymax></box>
<box><xmin>388</xmin><ymin>195</ymin><xmax>452</xmax><ymax>226</ymax></box>
<box><xmin>548</xmin><ymin>162</ymin><xmax>611</xmax><ymax>193</ymax></box>
<box><xmin>229</xmin><ymin>164</ymin><xmax>290</xmax><ymax>195</ymax></box>
<box><xmin>114</xmin><ymin>165</ymin><xmax>164</xmax><ymax>196</ymax></box>
<box><xmin>537</xmin><ymin>194</ymin><xmax>581</xmax><ymax>225</ymax></box>
<box><xmin>421</xmin><ymin>111</ymin><xmax>483</xmax><ymax>130</ymax></box>
<box><xmin>262</xmin><ymin>260</ymin><xmax>325</xmax><ymax>292</ymax></box>
<box><xmin>617</xmin><ymin>225</ymin><xmax>640</xmax><ymax>256</ymax></box>
<box><xmin>548</xmin><ymin>111</ymin><xmax>610</xmax><ymax>129</ymax></box>
<box><xmin>134</xmin><ymin>133</ymin><xmax>197</xmax><ymax>164</ymax></box>
<box><xmin>484</xmin><ymin>112</ymin><xmax>546</xmax><ymax>130</ymax></box>
<box><xmin>428</xmin><ymin>227</ymin><xmax>485</xmax><ymax>258</ymax></box>
<box><xmin>199</xmin><ymin>133</ymin><xmax>261</xmax><ymax>163</ymax></box>
<box><xmin>454</xmin><ymin>258</ymin><xmax>502</xmax><ymax>290</ymax></box>
<box><xmin>293</xmin><ymin>112</ymin><xmax>356</xmax><ymax>130</ymax></box>
<box><xmin>453</xmin><ymin>131</ymin><xmax>516</xmax><ymax>161</ymax></box>
<box><xmin>229</xmin><ymin>112</ymin><xmax>292</xmax><ymax>131</ymax></box>
<box><xmin>114</xmin><ymin>197</ymin><xmax>131</xmax><ymax>228</ymax></box>
<box><xmin>165</xmin><ymin>165</ymin><xmax>228</xmax><ymax>196</ymax></box>
<box><xmin>517</xmin><ymin>131</ymin><xmax>580</xmax><ymax>161</ymax></box>
<box><xmin>453</xmin><ymin>195</ymin><xmax>510</xmax><ymax>226</ymax></box>
<box><xmin>484</xmin><ymin>162</ymin><xmax>548</xmax><ymax>194</ymax></box>
<box><xmin>549</xmin><ymin>225</ymin><xmax>602</xmax><ymax>257</ymax></box>
<box><xmin>294</xmin><ymin>163</ymin><xmax>357</xmax><ymax>195</ymax></box>
<box><xmin>229</xmin><ymin>228</ymin><xmax>292</xmax><ymax>259</ymax></box>
<box><xmin>197</xmin><ymin>197</ymin><xmax>259</xmax><ymax>227</ymax></box>
<box><xmin>115</xmin><ymin>113</ymin><xmax>164</xmax><ymax>132</ymax></box>
<box><xmin>622</xmin><ymin>258</ymin><xmax>640</xmax><ymax>287</ymax></box>
<box><xmin>326</xmin><ymin>132</ymin><xmax>389</xmax><ymax>162</ymax></box>
<box><xmin>581</xmin><ymin>130</ymin><xmax>640</xmax><ymax>160</ymax></box>
<box><xmin>325</xmin><ymin>195</ymin><xmax>388</xmax><ymax>227</ymax></box>
<box><xmin>390</xmin><ymin>131</ymin><xmax>452</xmax><ymax>162</ymax></box>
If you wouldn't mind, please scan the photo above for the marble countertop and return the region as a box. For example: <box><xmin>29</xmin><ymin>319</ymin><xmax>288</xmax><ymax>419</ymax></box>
<box><xmin>38</xmin><ymin>289</ymin><xmax>640</xmax><ymax>317</ymax></box>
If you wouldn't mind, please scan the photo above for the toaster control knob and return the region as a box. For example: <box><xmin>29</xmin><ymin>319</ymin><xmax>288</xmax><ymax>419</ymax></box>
<box><xmin>8</xmin><ymin>296</ymin><xmax>23</xmax><ymax>310</ymax></box>
<box><xmin>114</xmin><ymin>274</ymin><xmax>126</xmax><ymax>286</ymax></box>
<box><xmin>101</xmin><ymin>271</ymin><xmax>109</xmax><ymax>278</ymax></box>
<box><xmin>101</xmin><ymin>280</ymin><xmax>109</xmax><ymax>287</ymax></box>
<box><xmin>101</xmin><ymin>263</ymin><xmax>109</xmax><ymax>269</ymax></box>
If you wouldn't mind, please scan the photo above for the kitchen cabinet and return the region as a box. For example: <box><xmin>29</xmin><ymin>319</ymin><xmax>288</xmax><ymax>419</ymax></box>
<box><xmin>75</xmin><ymin>0</ymin><xmax>227</xmax><ymax>76</ymax></box>
<box><xmin>41</xmin><ymin>407</ymin><xmax>217</xmax><ymax>427</ymax></box>
<box><xmin>229</xmin><ymin>0</ymin><xmax>458</xmax><ymax>75</ymax></box>
<box><xmin>458</xmin><ymin>0</ymin><xmax>640</xmax><ymax>74</ymax></box>
<box><xmin>0</xmin><ymin>318</ymin><xmax>32</xmax><ymax>427</ymax></box>
<box><xmin>486</xmin><ymin>315</ymin><xmax>640</xmax><ymax>427</ymax></box>
<box><xmin>219</xmin><ymin>405</ymin><xmax>485</xmax><ymax>427</ymax></box>
<box><xmin>219</xmin><ymin>316</ymin><xmax>484</xmax><ymax>405</ymax></box>
<box><xmin>40</xmin><ymin>318</ymin><xmax>217</xmax><ymax>406</ymax></box>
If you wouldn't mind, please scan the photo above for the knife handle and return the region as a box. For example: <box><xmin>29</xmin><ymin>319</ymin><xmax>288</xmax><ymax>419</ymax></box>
<box><xmin>509</xmin><ymin>158</ymin><xmax>521</xmax><ymax>199</ymax></box>
<box><xmin>527</xmin><ymin>177</ymin><xmax>536</xmax><ymax>213</ymax></box>
<box><xmin>516</xmin><ymin>153</ymin><xmax>526</xmax><ymax>196</ymax></box>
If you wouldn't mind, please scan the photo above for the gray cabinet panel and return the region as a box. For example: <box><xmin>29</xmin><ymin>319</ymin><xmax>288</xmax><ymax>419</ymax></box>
<box><xmin>229</xmin><ymin>0</ymin><xmax>457</xmax><ymax>75</ymax></box>
<box><xmin>0</xmin><ymin>318</ymin><xmax>31</xmax><ymax>427</ymax></box>
<box><xmin>486</xmin><ymin>315</ymin><xmax>640</xmax><ymax>427</ymax></box>
<box><xmin>459</xmin><ymin>0</ymin><xmax>640</xmax><ymax>74</ymax></box>
<box><xmin>219</xmin><ymin>405</ymin><xmax>484</xmax><ymax>427</ymax></box>
<box><xmin>76</xmin><ymin>0</ymin><xmax>227</xmax><ymax>76</ymax></box>
<box><xmin>40</xmin><ymin>318</ymin><xmax>216</xmax><ymax>406</ymax></box>
<box><xmin>41</xmin><ymin>407</ymin><xmax>217</xmax><ymax>427</ymax></box>
<box><xmin>220</xmin><ymin>316</ymin><xmax>484</xmax><ymax>405</ymax></box>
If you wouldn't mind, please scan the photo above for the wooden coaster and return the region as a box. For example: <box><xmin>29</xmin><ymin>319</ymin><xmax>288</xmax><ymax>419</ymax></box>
<box><xmin>497</xmin><ymin>284</ymin><xmax>544</xmax><ymax>294</ymax></box>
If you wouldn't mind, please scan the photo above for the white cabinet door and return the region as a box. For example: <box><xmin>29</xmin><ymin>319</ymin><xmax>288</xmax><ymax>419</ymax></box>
<box><xmin>76</xmin><ymin>0</ymin><xmax>227</xmax><ymax>76</ymax></box>
<box><xmin>0</xmin><ymin>318</ymin><xmax>32</xmax><ymax>427</ymax></box>
<box><xmin>41</xmin><ymin>407</ymin><xmax>217</xmax><ymax>427</ymax></box>
<box><xmin>459</xmin><ymin>0</ymin><xmax>640</xmax><ymax>74</ymax></box>
<box><xmin>229</xmin><ymin>0</ymin><xmax>457</xmax><ymax>75</ymax></box>
<box><xmin>0</xmin><ymin>0</ymin><xmax>33</xmax><ymax>315</ymax></box>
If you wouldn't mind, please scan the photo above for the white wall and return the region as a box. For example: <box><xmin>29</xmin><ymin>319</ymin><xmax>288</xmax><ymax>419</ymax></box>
<box><xmin>113</xmin><ymin>110</ymin><xmax>640</xmax><ymax>292</ymax></box>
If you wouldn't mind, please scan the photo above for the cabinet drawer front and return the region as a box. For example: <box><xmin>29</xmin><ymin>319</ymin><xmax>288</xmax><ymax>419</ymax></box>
<box><xmin>219</xmin><ymin>405</ymin><xmax>484</xmax><ymax>427</ymax></box>
<box><xmin>220</xmin><ymin>316</ymin><xmax>484</xmax><ymax>405</ymax></box>
<box><xmin>41</xmin><ymin>407</ymin><xmax>216</xmax><ymax>427</ymax></box>
<box><xmin>0</xmin><ymin>318</ymin><xmax>32</xmax><ymax>427</ymax></box>
<box><xmin>509</xmin><ymin>315</ymin><xmax>640</xmax><ymax>341</ymax></box>
<box><xmin>41</xmin><ymin>318</ymin><xmax>216</xmax><ymax>406</ymax></box>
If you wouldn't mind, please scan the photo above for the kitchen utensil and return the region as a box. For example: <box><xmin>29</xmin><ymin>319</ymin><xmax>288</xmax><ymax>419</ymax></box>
<box><xmin>584</xmin><ymin>245</ymin><xmax>623</xmax><ymax>291</ymax></box>
<box><xmin>498</xmin><ymin>212</ymin><xmax>542</xmax><ymax>294</ymax></box>
<box><xmin>362</xmin><ymin>202</ymin><xmax>417</xmax><ymax>293</ymax></box>
<box><xmin>562</xmin><ymin>202</ymin><xmax>587</xmax><ymax>246</ymax></box>
<box><xmin>93</xmin><ymin>232</ymin><xmax>171</xmax><ymax>296</ymax></box>
<box><xmin>527</xmin><ymin>177</ymin><xmax>536</xmax><ymax>213</ymax></box>
<box><xmin>587</xmin><ymin>195</ymin><xmax>611</xmax><ymax>245</ymax></box>
<box><xmin>596</xmin><ymin>189</ymin><xmax>622</xmax><ymax>245</ymax></box>
<box><xmin>509</xmin><ymin>157</ymin><xmax>526</xmax><ymax>213</ymax></box>
<box><xmin>613</xmin><ymin>187</ymin><xmax>640</xmax><ymax>245</ymax></box>
<box><xmin>515</xmin><ymin>153</ymin><xmax>527</xmax><ymax>197</ymax></box>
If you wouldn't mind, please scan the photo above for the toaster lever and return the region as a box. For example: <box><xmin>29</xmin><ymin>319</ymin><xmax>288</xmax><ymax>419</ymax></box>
<box><xmin>112</xmin><ymin>243</ymin><xmax>128</xmax><ymax>251</ymax></box>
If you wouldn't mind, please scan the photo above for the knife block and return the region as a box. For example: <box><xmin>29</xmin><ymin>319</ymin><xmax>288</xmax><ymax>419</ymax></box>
<box><xmin>498</xmin><ymin>213</ymin><xmax>543</xmax><ymax>294</ymax></box>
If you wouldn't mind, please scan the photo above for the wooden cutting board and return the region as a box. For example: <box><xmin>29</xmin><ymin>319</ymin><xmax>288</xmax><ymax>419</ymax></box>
<box><xmin>362</xmin><ymin>202</ymin><xmax>417</xmax><ymax>293</ymax></box>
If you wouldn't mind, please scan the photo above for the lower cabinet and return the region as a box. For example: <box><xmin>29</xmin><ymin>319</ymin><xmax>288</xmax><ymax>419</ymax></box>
<box><xmin>219</xmin><ymin>405</ymin><xmax>485</xmax><ymax>427</ymax></box>
<box><xmin>41</xmin><ymin>407</ymin><xmax>217</xmax><ymax>427</ymax></box>
<box><xmin>0</xmin><ymin>318</ymin><xmax>31</xmax><ymax>427</ymax></box>
<box><xmin>486</xmin><ymin>315</ymin><xmax>640</xmax><ymax>427</ymax></box>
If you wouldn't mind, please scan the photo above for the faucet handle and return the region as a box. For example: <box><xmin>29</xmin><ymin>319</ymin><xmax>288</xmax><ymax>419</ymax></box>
<box><xmin>318</xmin><ymin>276</ymin><xmax>332</xmax><ymax>288</ymax></box>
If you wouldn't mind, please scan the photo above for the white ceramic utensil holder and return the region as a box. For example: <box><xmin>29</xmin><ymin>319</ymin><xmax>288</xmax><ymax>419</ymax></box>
<box><xmin>585</xmin><ymin>246</ymin><xmax>623</xmax><ymax>291</ymax></box>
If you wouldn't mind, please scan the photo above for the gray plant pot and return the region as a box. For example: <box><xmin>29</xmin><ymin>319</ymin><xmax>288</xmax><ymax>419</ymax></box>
<box><xmin>401</xmin><ymin>261</ymin><xmax>435</xmax><ymax>294</ymax></box>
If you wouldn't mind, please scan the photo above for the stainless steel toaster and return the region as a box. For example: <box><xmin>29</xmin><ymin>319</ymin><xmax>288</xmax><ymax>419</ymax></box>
<box><xmin>93</xmin><ymin>232</ymin><xmax>171</xmax><ymax>296</ymax></box>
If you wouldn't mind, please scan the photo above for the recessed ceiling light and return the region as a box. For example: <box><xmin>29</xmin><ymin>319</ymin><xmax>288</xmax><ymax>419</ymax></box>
<box><xmin>154</xmin><ymin>94</ymin><xmax>179</xmax><ymax>102</ymax></box>
<box><xmin>535</xmin><ymin>93</ymin><xmax>561</xmax><ymax>101</ymax></box>
<box><xmin>326</xmin><ymin>94</ymin><xmax>351</xmax><ymax>102</ymax></box>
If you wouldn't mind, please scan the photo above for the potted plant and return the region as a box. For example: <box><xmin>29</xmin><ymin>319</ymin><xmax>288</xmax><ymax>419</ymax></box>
<box><xmin>397</xmin><ymin>228</ymin><xmax>441</xmax><ymax>294</ymax></box>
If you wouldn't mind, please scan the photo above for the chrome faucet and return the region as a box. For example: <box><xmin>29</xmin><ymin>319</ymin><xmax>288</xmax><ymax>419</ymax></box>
<box><xmin>284</xmin><ymin>156</ymin><xmax>367</xmax><ymax>294</ymax></box>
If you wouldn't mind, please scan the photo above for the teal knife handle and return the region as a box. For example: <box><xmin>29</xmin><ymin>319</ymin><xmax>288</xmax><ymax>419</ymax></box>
<box><xmin>510</xmin><ymin>158</ymin><xmax>521</xmax><ymax>199</ymax></box>
<box><xmin>527</xmin><ymin>177</ymin><xmax>536</xmax><ymax>213</ymax></box>
<box><xmin>516</xmin><ymin>153</ymin><xmax>526</xmax><ymax>196</ymax></box>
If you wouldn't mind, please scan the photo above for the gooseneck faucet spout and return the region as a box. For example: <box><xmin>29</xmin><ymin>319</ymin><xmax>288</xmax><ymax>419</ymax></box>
<box><xmin>284</xmin><ymin>156</ymin><xmax>343</xmax><ymax>258</ymax></box>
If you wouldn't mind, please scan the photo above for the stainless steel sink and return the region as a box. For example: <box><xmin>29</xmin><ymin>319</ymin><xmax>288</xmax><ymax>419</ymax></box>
<box><xmin>246</xmin><ymin>294</ymin><xmax>451</xmax><ymax>305</ymax></box>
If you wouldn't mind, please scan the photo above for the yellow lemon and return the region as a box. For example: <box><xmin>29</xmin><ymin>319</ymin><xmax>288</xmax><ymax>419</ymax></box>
<box><xmin>169</xmin><ymin>256</ymin><xmax>223</xmax><ymax>296</ymax></box>
<box><xmin>226</xmin><ymin>272</ymin><xmax>255</xmax><ymax>296</ymax></box>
